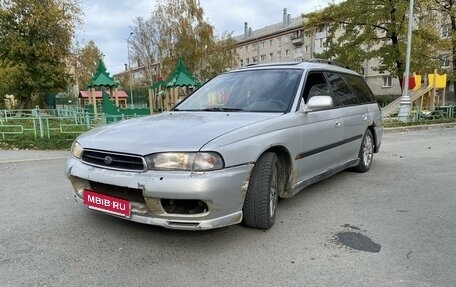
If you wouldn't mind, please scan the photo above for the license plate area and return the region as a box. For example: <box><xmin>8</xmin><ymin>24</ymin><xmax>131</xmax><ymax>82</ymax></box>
<box><xmin>83</xmin><ymin>189</ymin><xmax>131</xmax><ymax>218</ymax></box>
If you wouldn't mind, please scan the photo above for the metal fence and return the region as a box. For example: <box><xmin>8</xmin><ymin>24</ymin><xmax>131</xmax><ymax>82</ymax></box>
<box><xmin>0</xmin><ymin>109</ymin><xmax>146</xmax><ymax>140</ymax></box>
<box><xmin>382</xmin><ymin>105</ymin><xmax>456</xmax><ymax>123</ymax></box>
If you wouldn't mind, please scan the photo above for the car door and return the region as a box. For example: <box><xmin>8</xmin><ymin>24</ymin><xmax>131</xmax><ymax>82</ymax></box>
<box><xmin>295</xmin><ymin>72</ymin><xmax>344</xmax><ymax>186</ymax></box>
<box><xmin>326</xmin><ymin>72</ymin><xmax>367</xmax><ymax>164</ymax></box>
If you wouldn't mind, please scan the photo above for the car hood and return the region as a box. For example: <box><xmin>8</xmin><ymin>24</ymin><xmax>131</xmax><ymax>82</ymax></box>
<box><xmin>77</xmin><ymin>112</ymin><xmax>280</xmax><ymax>155</ymax></box>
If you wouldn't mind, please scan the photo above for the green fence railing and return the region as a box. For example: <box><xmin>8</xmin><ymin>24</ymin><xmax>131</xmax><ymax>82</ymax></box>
<box><xmin>0</xmin><ymin>109</ymin><xmax>148</xmax><ymax>140</ymax></box>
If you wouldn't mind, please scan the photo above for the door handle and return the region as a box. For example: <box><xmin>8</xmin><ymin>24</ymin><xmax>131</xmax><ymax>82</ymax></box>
<box><xmin>335</xmin><ymin>122</ymin><xmax>342</xmax><ymax>127</ymax></box>
<box><xmin>362</xmin><ymin>114</ymin><xmax>368</xmax><ymax>121</ymax></box>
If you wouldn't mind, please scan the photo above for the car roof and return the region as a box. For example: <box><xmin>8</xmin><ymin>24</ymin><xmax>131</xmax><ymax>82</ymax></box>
<box><xmin>236</xmin><ymin>59</ymin><xmax>361</xmax><ymax>76</ymax></box>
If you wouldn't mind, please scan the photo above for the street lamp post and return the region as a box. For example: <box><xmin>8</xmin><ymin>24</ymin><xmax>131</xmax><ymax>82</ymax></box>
<box><xmin>127</xmin><ymin>32</ymin><xmax>134</xmax><ymax>107</ymax></box>
<box><xmin>398</xmin><ymin>0</ymin><xmax>414</xmax><ymax>122</ymax></box>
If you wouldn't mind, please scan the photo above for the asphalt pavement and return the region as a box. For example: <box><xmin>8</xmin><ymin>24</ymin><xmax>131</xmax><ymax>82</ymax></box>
<box><xmin>0</xmin><ymin>126</ymin><xmax>455</xmax><ymax>287</ymax></box>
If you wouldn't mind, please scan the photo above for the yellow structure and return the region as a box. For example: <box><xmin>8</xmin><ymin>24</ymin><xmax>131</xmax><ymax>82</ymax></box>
<box><xmin>428</xmin><ymin>73</ymin><xmax>447</xmax><ymax>89</ymax></box>
<box><xmin>412</xmin><ymin>74</ymin><xmax>422</xmax><ymax>91</ymax></box>
<box><xmin>413</xmin><ymin>70</ymin><xmax>447</xmax><ymax>111</ymax></box>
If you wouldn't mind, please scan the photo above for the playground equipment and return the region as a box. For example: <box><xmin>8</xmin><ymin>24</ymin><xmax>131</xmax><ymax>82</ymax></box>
<box><xmin>83</xmin><ymin>57</ymin><xmax>200</xmax><ymax>116</ymax></box>
<box><xmin>382</xmin><ymin>70</ymin><xmax>448</xmax><ymax>118</ymax></box>
<box><xmin>149</xmin><ymin>57</ymin><xmax>200</xmax><ymax>112</ymax></box>
<box><xmin>85</xmin><ymin>59</ymin><xmax>122</xmax><ymax>117</ymax></box>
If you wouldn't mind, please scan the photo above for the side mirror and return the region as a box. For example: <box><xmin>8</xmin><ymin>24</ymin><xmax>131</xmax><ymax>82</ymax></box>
<box><xmin>302</xmin><ymin>96</ymin><xmax>334</xmax><ymax>113</ymax></box>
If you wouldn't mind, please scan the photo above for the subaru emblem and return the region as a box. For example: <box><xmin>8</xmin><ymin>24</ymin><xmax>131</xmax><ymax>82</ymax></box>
<box><xmin>104</xmin><ymin>156</ymin><xmax>113</xmax><ymax>165</ymax></box>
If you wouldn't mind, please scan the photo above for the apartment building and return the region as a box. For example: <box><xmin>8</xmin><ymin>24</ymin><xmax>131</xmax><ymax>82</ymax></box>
<box><xmin>233</xmin><ymin>8</ymin><xmax>402</xmax><ymax>96</ymax></box>
<box><xmin>233</xmin><ymin>9</ymin><xmax>312</xmax><ymax>66</ymax></box>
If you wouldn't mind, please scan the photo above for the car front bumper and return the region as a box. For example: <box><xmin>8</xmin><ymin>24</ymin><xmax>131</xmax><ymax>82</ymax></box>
<box><xmin>65</xmin><ymin>157</ymin><xmax>253</xmax><ymax>230</ymax></box>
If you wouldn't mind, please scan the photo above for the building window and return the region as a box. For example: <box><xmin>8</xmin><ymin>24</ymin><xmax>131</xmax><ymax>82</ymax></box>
<box><xmin>277</xmin><ymin>37</ymin><xmax>282</xmax><ymax>47</ymax></box>
<box><xmin>382</xmin><ymin>76</ymin><xmax>392</xmax><ymax>87</ymax></box>
<box><xmin>260</xmin><ymin>54</ymin><xmax>266</xmax><ymax>62</ymax></box>
<box><xmin>270</xmin><ymin>39</ymin><xmax>273</xmax><ymax>47</ymax></box>
<box><xmin>441</xmin><ymin>24</ymin><xmax>451</xmax><ymax>39</ymax></box>
<box><xmin>318</xmin><ymin>38</ymin><xmax>324</xmax><ymax>48</ymax></box>
<box><xmin>261</xmin><ymin>41</ymin><xmax>265</xmax><ymax>48</ymax></box>
<box><xmin>285</xmin><ymin>35</ymin><xmax>290</xmax><ymax>43</ymax></box>
<box><xmin>305</xmin><ymin>45</ymin><xmax>310</xmax><ymax>53</ymax></box>
<box><xmin>240</xmin><ymin>59</ymin><xmax>244</xmax><ymax>67</ymax></box>
<box><xmin>245</xmin><ymin>46</ymin><xmax>248</xmax><ymax>52</ymax></box>
<box><xmin>269</xmin><ymin>53</ymin><xmax>273</xmax><ymax>60</ymax></box>
<box><xmin>252</xmin><ymin>43</ymin><xmax>257</xmax><ymax>51</ymax></box>
<box><xmin>440</xmin><ymin>54</ymin><xmax>450</xmax><ymax>67</ymax></box>
<box><xmin>294</xmin><ymin>48</ymin><xmax>301</xmax><ymax>58</ymax></box>
<box><xmin>285</xmin><ymin>49</ymin><xmax>290</xmax><ymax>57</ymax></box>
<box><xmin>293</xmin><ymin>30</ymin><xmax>303</xmax><ymax>39</ymax></box>
<box><xmin>246</xmin><ymin>58</ymin><xmax>250</xmax><ymax>64</ymax></box>
<box><xmin>252</xmin><ymin>56</ymin><xmax>258</xmax><ymax>63</ymax></box>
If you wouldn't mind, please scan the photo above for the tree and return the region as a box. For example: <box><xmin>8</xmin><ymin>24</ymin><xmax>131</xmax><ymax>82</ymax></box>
<box><xmin>0</xmin><ymin>0</ymin><xmax>81</xmax><ymax>108</ymax></box>
<box><xmin>130</xmin><ymin>0</ymin><xmax>236</xmax><ymax>83</ymax></box>
<box><xmin>304</xmin><ymin>0</ymin><xmax>442</xmax><ymax>89</ymax></box>
<box><xmin>75</xmin><ymin>41</ymin><xmax>104</xmax><ymax>90</ymax></box>
<box><xmin>431</xmin><ymin>0</ymin><xmax>456</xmax><ymax>94</ymax></box>
<box><xmin>130</xmin><ymin>16</ymin><xmax>159</xmax><ymax>83</ymax></box>
<box><xmin>198</xmin><ymin>32</ymin><xmax>237</xmax><ymax>81</ymax></box>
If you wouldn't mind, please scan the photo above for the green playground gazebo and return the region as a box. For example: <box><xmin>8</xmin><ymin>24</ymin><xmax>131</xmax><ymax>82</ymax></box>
<box><xmin>160</xmin><ymin>57</ymin><xmax>200</xmax><ymax>111</ymax></box>
<box><xmin>86</xmin><ymin>59</ymin><xmax>121</xmax><ymax>116</ymax></box>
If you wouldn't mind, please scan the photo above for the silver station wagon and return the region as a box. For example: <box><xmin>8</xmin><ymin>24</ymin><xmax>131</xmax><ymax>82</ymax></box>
<box><xmin>65</xmin><ymin>60</ymin><xmax>383</xmax><ymax>230</ymax></box>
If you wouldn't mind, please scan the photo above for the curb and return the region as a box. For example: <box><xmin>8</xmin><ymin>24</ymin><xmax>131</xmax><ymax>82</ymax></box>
<box><xmin>384</xmin><ymin>122</ymin><xmax>456</xmax><ymax>133</ymax></box>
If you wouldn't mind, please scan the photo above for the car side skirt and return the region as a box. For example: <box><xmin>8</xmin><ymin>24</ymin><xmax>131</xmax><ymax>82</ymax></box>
<box><xmin>287</xmin><ymin>158</ymin><xmax>359</xmax><ymax>198</ymax></box>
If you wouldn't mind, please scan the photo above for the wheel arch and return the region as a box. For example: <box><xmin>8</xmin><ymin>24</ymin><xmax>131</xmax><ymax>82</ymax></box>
<box><xmin>262</xmin><ymin>145</ymin><xmax>293</xmax><ymax>198</ymax></box>
<box><xmin>368</xmin><ymin>124</ymin><xmax>379</xmax><ymax>153</ymax></box>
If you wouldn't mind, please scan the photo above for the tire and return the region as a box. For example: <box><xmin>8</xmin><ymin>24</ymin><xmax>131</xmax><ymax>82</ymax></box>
<box><xmin>353</xmin><ymin>129</ymin><xmax>374</xmax><ymax>173</ymax></box>
<box><xmin>242</xmin><ymin>152</ymin><xmax>280</xmax><ymax>229</ymax></box>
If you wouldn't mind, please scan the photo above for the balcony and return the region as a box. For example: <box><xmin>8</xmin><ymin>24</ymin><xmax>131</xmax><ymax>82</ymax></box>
<box><xmin>292</xmin><ymin>37</ymin><xmax>303</xmax><ymax>46</ymax></box>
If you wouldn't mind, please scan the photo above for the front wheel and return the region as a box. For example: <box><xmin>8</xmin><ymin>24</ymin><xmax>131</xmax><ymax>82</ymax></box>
<box><xmin>353</xmin><ymin>129</ymin><xmax>374</xmax><ymax>172</ymax></box>
<box><xmin>242</xmin><ymin>152</ymin><xmax>280</xmax><ymax>229</ymax></box>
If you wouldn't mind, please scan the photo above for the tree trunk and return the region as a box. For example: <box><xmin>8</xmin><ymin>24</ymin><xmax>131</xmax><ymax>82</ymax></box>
<box><xmin>391</xmin><ymin>33</ymin><xmax>404</xmax><ymax>91</ymax></box>
<box><xmin>18</xmin><ymin>96</ymin><xmax>32</xmax><ymax>109</ymax></box>
<box><xmin>451</xmin><ymin>15</ymin><xmax>456</xmax><ymax>102</ymax></box>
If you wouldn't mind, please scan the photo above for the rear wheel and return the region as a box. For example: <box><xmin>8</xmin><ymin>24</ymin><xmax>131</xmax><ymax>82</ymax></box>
<box><xmin>353</xmin><ymin>129</ymin><xmax>374</xmax><ymax>172</ymax></box>
<box><xmin>243</xmin><ymin>152</ymin><xmax>280</xmax><ymax>229</ymax></box>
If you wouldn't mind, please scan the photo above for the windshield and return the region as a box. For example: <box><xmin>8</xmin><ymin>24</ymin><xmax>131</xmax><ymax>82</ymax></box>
<box><xmin>174</xmin><ymin>69</ymin><xmax>302</xmax><ymax>113</ymax></box>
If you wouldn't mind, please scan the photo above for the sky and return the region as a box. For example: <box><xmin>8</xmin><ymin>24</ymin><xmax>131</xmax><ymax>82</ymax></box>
<box><xmin>76</xmin><ymin>0</ymin><xmax>335</xmax><ymax>74</ymax></box>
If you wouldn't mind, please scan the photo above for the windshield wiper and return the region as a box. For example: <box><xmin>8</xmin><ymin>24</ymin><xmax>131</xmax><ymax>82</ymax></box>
<box><xmin>201</xmin><ymin>107</ymin><xmax>245</xmax><ymax>112</ymax></box>
<box><xmin>171</xmin><ymin>108</ymin><xmax>203</xmax><ymax>111</ymax></box>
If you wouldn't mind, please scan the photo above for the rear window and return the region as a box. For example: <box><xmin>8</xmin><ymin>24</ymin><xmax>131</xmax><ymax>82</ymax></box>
<box><xmin>344</xmin><ymin>74</ymin><xmax>376</xmax><ymax>104</ymax></box>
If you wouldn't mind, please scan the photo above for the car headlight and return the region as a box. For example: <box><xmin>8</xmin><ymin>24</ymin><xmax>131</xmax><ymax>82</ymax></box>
<box><xmin>145</xmin><ymin>152</ymin><xmax>224</xmax><ymax>171</ymax></box>
<box><xmin>70</xmin><ymin>141</ymin><xmax>83</xmax><ymax>159</ymax></box>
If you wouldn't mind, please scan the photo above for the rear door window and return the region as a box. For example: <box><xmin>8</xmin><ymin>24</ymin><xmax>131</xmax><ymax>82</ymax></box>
<box><xmin>344</xmin><ymin>74</ymin><xmax>376</xmax><ymax>104</ymax></box>
<box><xmin>326</xmin><ymin>73</ymin><xmax>359</xmax><ymax>106</ymax></box>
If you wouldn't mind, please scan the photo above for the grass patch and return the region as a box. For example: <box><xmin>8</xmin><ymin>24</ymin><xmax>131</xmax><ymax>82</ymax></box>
<box><xmin>0</xmin><ymin>133</ymin><xmax>77</xmax><ymax>150</ymax></box>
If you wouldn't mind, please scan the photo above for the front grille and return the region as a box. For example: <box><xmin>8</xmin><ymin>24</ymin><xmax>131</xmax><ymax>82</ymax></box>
<box><xmin>81</xmin><ymin>149</ymin><xmax>146</xmax><ymax>171</ymax></box>
<box><xmin>89</xmin><ymin>181</ymin><xmax>145</xmax><ymax>204</ymax></box>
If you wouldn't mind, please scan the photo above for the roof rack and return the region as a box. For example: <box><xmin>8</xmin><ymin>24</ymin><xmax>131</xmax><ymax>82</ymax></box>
<box><xmin>306</xmin><ymin>58</ymin><xmax>351</xmax><ymax>69</ymax></box>
<box><xmin>240</xmin><ymin>62</ymin><xmax>300</xmax><ymax>69</ymax></box>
